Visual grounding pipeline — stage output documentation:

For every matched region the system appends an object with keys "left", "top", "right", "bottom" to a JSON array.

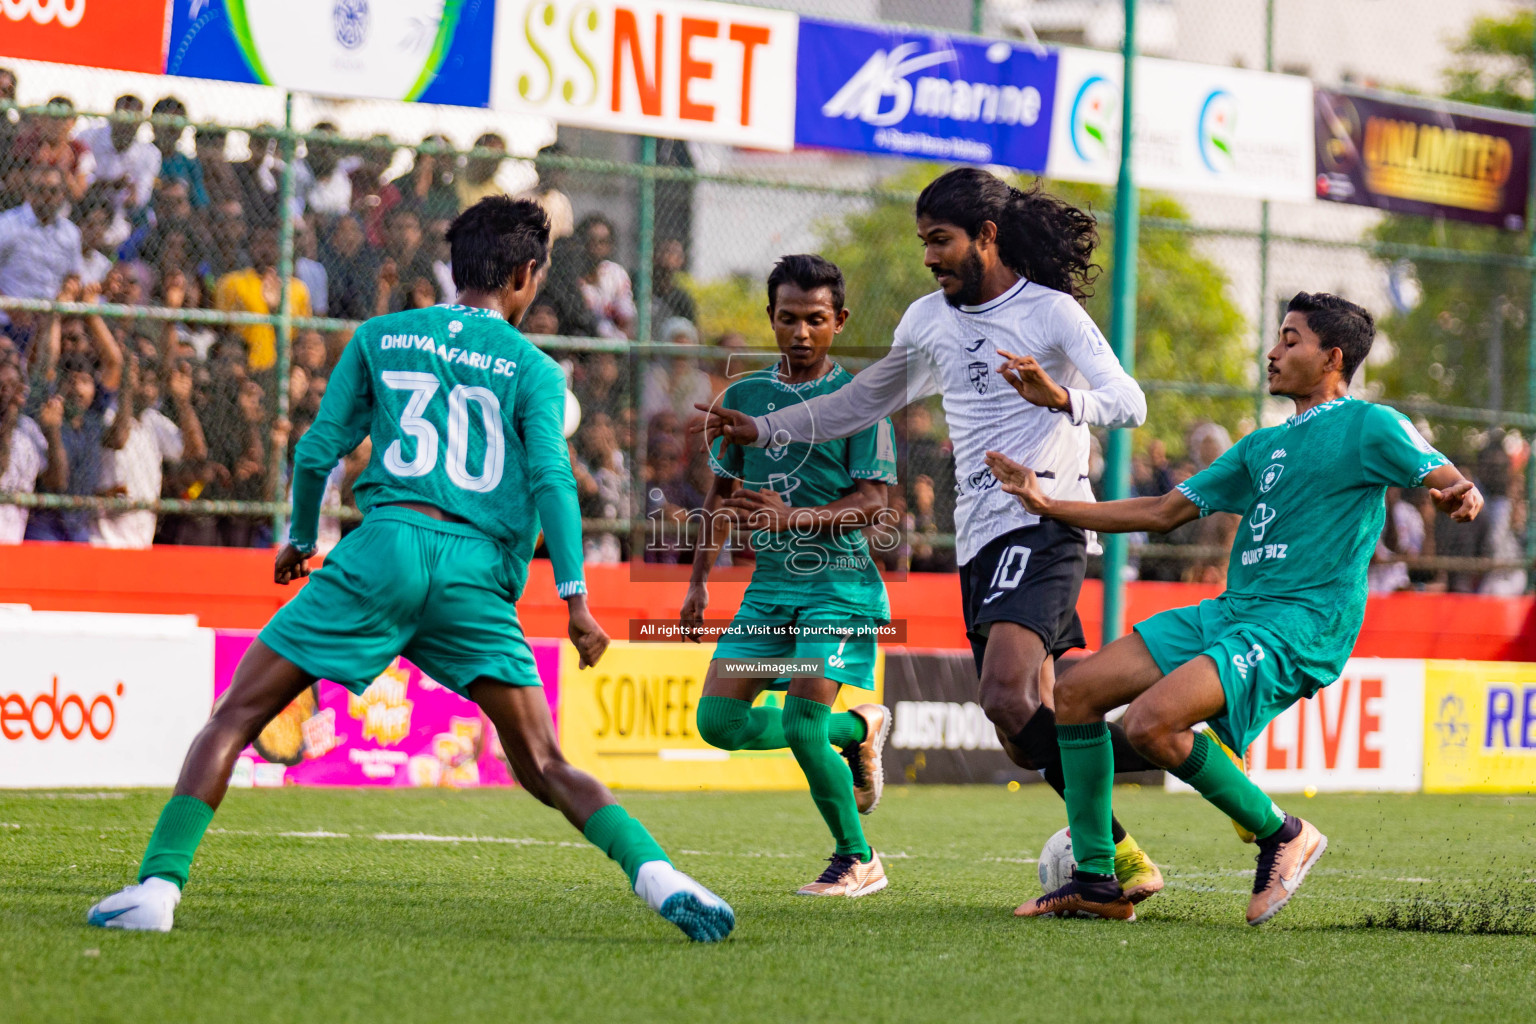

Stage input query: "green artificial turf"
[{"left": 2, "top": 785, "right": 1533, "bottom": 1023}]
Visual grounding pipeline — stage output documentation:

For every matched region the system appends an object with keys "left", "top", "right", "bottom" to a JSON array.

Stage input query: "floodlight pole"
[{"left": 1101, "top": 0, "right": 1139, "bottom": 641}]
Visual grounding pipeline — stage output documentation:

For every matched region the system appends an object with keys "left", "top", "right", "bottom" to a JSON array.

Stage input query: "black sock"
[
  {"left": 1262, "top": 814, "right": 1302, "bottom": 846},
  {"left": 1107, "top": 719, "right": 1157, "bottom": 774},
  {"left": 1012, "top": 707, "right": 1128, "bottom": 845}
]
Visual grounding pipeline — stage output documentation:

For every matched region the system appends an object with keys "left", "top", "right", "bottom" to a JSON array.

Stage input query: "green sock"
[
  {"left": 696, "top": 695, "right": 787, "bottom": 750},
  {"left": 783, "top": 696, "right": 869, "bottom": 860},
  {"left": 1056, "top": 722, "right": 1115, "bottom": 876},
  {"left": 138, "top": 794, "right": 215, "bottom": 889},
  {"left": 582, "top": 804, "right": 670, "bottom": 887},
  {"left": 1171, "top": 731, "right": 1286, "bottom": 840},
  {"left": 828, "top": 711, "right": 866, "bottom": 748}
]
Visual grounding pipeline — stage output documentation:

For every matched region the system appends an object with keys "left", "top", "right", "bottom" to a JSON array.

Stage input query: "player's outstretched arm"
[
  {"left": 985, "top": 450, "right": 1200, "bottom": 535},
  {"left": 1424, "top": 465, "right": 1484, "bottom": 523},
  {"left": 695, "top": 339, "right": 936, "bottom": 450},
  {"left": 722, "top": 480, "right": 886, "bottom": 537}
]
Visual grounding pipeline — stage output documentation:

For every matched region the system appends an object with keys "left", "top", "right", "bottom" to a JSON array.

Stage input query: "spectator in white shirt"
[
  {"left": 0, "top": 358, "right": 67, "bottom": 543},
  {"left": 91, "top": 350, "right": 207, "bottom": 549},
  {"left": 575, "top": 214, "right": 636, "bottom": 340},
  {"left": 78, "top": 95, "right": 161, "bottom": 220},
  {"left": 72, "top": 185, "right": 116, "bottom": 287},
  {"left": 0, "top": 166, "right": 83, "bottom": 332}
]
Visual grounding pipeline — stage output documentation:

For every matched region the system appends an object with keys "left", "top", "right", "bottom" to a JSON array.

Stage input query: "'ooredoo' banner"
[
  {"left": 0, "top": 0, "right": 169, "bottom": 74},
  {"left": 0, "top": 610, "right": 213, "bottom": 788},
  {"left": 215, "top": 631, "right": 560, "bottom": 788}
]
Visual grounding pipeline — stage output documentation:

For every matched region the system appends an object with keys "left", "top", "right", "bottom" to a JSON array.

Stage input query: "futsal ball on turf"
[{"left": 1037, "top": 827, "right": 1076, "bottom": 893}]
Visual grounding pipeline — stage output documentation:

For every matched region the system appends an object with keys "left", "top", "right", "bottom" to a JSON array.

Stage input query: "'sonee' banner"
[
  {"left": 1315, "top": 87, "right": 1532, "bottom": 230},
  {"left": 165, "top": 0, "right": 497, "bottom": 107},
  {"left": 558, "top": 641, "right": 881, "bottom": 790}
]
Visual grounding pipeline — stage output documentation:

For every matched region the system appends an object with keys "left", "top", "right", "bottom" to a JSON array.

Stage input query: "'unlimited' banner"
[{"left": 1315, "top": 87, "right": 1533, "bottom": 230}]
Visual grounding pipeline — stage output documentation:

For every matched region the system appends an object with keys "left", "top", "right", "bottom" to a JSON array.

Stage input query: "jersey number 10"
[{"left": 380, "top": 370, "right": 505, "bottom": 493}]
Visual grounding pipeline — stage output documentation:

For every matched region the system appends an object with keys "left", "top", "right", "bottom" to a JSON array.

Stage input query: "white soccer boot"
[
  {"left": 86, "top": 876, "right": 181, "bottom": 932},
  {"left": 633, "top": 861, "right": 736, "bottom": 942}
]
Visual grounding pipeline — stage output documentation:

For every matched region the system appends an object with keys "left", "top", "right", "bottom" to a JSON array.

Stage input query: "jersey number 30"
[{"left": 380, "top": 370, "right": 505, "bottom": 493}]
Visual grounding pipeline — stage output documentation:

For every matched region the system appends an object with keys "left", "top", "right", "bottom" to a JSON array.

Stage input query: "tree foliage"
[
  {"left": 815, "top": 165, "right": 1252, "bottom": 450},
  {"left": 1371, "top": 11, "right": 1532, "bottom": 433}
]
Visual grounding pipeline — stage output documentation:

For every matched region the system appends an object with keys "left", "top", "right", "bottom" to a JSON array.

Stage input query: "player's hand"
[
  {"left": 996, "top": 349, "right": 1071, "bottom": 412},
  {"left": 567, "top": 594, "right": 609, "bottom": 668},
  {"left": 680, "top": 584, "right": 708, "bottom": 643},
  {"left": 724, "top": 487, "right": 792, "bottom": 532},
  {"left": 1431, "top": 479, "right": 1484, "bottom": 523},
  {"left": 273, "top": 543, "right": 312, "bottom": 585},
  {"left": 984, "top": 450, "right": 1051, "bottom": 515},
  {"left": 693, "top": 403, "right": 758, "bottom": 448}
]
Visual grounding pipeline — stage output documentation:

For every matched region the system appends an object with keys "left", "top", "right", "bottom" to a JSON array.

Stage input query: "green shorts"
[
  {"left": 712, "top": 591, "right": 882, "bottom": 691},
  {"left": 260, "top": 506, "right": 539, "bottom": 697},
  {"left": 1133, "top": 598, "right": 1316, "bottom": 754}
]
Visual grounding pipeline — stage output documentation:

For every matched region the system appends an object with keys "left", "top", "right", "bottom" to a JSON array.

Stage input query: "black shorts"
[{"left": 958, "top": 521, "right": 1088, "bottom": 676}]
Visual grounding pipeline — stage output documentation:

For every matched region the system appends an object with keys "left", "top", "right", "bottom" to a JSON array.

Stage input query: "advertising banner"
[
  {"left": 794, "top": 18, "right": 1057, "bottom": 170},
  {"left": 1315, "top": 87, "right": 1531, "bottom": 230},
  {"left": 165, "top": 0, "right": 497, "bottom": 107},
  {"left": 214, "top": 631, "right": 561, "bottom": 788},
  {"left": 882, "top": 649, "right": 1026, "bottom": 785},
  {"left": 1424, "top": 660, "right": 1536, "bottom": 793},
  {"left": 1046, "top": 48, "right": 1315, "bottom": 201},
  {"left": 0, "top": 610, "right": 213, "bottom": 788},
  {"left": 1165, "top": 658, "right": 1425, "bottom": 795},
  {"left": 0, "top": 0, "right": 170, "bottom": 75},
  {"left": 491, "top": 0, "right": 797, "bottom": 150},
  {"left": 559, "top": 641, "right": 881, "bottom": 789}
]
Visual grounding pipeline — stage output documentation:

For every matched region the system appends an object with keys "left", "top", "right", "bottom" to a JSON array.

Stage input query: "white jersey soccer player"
[
  {"left": 702, "top": 168, "right": 1166, "bottom": 908},
  {"left": 751, "top": 272, "right": 1144, "bottom": 566}
]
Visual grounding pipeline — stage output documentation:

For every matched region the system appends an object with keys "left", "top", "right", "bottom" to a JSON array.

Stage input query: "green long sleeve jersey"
[{"left": 289, "top": 304, "right": 586, "bottom": 600}]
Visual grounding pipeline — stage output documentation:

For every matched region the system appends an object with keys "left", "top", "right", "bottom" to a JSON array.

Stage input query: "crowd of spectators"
[{"left": 0, "top": 76, "right": 1529, "bottom": 588}]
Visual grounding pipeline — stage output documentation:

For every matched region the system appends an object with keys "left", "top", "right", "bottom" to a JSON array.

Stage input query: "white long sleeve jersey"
[{"left": 752, "top": 278, "right": 1146, "bottom": 566}]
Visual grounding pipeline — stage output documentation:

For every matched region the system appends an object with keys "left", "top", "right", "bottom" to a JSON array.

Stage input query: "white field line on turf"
[{"left": 5, "top": 822, "right": 1527, "bottom": 897}]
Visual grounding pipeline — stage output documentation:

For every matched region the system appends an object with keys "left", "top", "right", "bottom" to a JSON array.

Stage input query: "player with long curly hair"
[{"left": 700, "top": 167, "right": 1165, "bottom": 912}]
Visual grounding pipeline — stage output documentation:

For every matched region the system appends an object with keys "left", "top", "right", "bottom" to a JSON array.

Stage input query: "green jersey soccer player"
[
  {"left": 681, "top": 255, "right": 897, "bottom": 898},
  {"left": 994, "top": 292, "right": 1482, "bottom": 925},
  {"left": 88, "top": 198, "right": 734, "bottom": 942}
]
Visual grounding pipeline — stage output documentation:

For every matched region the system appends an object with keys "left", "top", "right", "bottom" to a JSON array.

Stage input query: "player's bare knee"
[
  {"left": 1053, "top": 674, "right": 1096, "bottom": 723},
  {"left": 1122, "top": 704, "right": 1176, "bottom": 762},
  {"left": 979, "top": 679, "right": 1035, "bottom": 736}
]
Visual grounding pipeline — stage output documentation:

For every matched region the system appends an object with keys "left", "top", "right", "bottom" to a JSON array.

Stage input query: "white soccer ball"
[{"left": 1037, "top": 827, "right": 1077, "bottom": 893}]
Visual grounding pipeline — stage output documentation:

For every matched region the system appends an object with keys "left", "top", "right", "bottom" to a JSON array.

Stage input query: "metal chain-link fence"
[{"left": 0, "top": 0, "right": 1532, "bottom": 596}]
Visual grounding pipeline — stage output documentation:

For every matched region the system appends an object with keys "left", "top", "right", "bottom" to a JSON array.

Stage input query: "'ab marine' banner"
[
  {"left": 794, "top": 18, "right": 1058, "bottom": 171},
  {"left": 1315, "top": 87, "right": 1532, "bottom": 230}
]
